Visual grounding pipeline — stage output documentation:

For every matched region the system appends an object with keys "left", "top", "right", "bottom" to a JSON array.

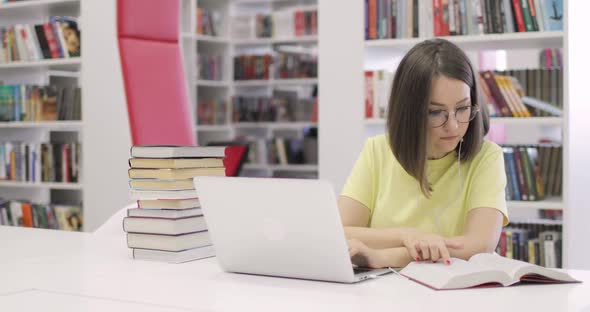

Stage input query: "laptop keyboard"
[{"left": 353, "top": 267, "right": 373, "bottom": 275}]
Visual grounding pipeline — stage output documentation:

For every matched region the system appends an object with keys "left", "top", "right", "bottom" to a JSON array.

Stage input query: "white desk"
[{"left": 1, "top": 226, "right": 590, "bottom": 312}]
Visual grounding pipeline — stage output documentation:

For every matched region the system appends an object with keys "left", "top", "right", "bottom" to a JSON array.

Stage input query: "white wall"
[
  {"left": 565, "top": 0, "right": 590, "bottom": 270},
  {"left": 81, "top": 0, "right": 133, "bottom": 231},
  {"left": 318, "top": 0, "right": 365, "bottom": 193}
]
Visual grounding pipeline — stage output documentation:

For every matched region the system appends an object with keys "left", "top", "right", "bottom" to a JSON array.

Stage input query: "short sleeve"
[
  {"left": 341, "top": 138, "right": 376, "bottom": 214},
  {"left": 467, "top": 145, "right": 509, "bottom": 226}
]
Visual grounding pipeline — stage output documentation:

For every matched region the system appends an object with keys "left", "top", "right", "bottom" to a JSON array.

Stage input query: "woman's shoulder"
[
  {"left": 366, "top": 134, "right": 391, "bottom": 153},
  {"left": 471, "top": 140, "right": 503, "bottom": 166},
  {"left": 479, "top": 140, "right": 503, "bottom": 157}
]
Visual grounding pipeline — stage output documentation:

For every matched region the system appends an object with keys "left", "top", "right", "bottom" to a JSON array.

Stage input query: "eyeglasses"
[{"left": 427, "top": 105, "right": 479, "bottom": 128}]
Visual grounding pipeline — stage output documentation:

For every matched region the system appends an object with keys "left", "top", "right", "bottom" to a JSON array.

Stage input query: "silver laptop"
[{"left": 193, "top": 176, "right": 391, "bottom": 283}]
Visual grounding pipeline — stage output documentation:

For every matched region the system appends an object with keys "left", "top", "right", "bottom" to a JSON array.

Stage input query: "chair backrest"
[
  {"left": 117, "top": 0, "right": 246, "bottom": 177},
  {"left": 117, "top": 0, "right": 195, "bottom": 145}
]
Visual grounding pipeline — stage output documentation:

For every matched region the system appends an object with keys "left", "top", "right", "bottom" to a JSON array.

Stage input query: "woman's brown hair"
[{"left": 386, "top": 38, "right": 489, "bottom": 197}]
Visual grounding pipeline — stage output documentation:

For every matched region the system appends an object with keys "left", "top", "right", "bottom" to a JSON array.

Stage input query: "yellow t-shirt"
[{"left": 341, "top": 134, "right": 509, "bottom": 237}]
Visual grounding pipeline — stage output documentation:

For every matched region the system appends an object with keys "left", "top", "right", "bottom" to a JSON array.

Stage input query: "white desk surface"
[{"left": 1, "top": 226, "right": 590, "bottom": 312}]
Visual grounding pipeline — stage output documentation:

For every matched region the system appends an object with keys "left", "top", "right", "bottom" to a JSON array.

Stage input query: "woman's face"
[{"left": 427, "top": 75, "right": 472, "bottom": 159}]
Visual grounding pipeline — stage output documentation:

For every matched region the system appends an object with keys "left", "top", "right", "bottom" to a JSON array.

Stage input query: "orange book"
[
  {"left": 196, "top": 8, "right": 203, "bottom": 34},
  {"left": 494, "top": 76, "right": 520, "bottom": 117},
  {"left": 21, "top": 203, "right": 34, "bottom": 227},
  {"left": 503, "top": 76, "right": 531, "bottom": 117}
]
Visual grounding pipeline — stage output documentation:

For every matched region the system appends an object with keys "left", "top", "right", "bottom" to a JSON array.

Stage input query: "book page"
[
  {"left": 470, "top": 253, "right": 579, "bottom": 283},
  {"left": 469, "top": 253, "right": 532, "bottom": 280},
  {"left": 400, "top": 258, "right": 511, "bottom": 289}
]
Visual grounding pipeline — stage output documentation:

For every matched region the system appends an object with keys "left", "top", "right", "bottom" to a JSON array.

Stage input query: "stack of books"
[{"left": 123, "top": 145, "right": 227, "bottom": 263}]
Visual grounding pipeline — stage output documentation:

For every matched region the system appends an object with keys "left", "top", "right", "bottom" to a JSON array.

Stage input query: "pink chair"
[
  {"left": 117, "top": 0, "right": 247, "bottom": 176},
  {"left": 117, "top": 0, "right": 195, "bottom": 145}
]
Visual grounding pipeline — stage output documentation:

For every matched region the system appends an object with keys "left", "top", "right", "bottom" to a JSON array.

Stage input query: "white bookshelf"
[
  {"left": 0, "top": 181, "right": 83, "bottom": 190},
  {"left": 364, "top": 117, "right": 564, "bottom": 127},
  {"left": 195, "top": 79, "right": 230, "bottom": 88},
  {"left": 0, "top": 0, "right": 78, "bottom": 12},
  {"left": 233, "top": 78, "right": 318, "bottom": 87},
  {"left": 0, "top": 121, "right": 82, "bottom": 130},
  {"left": 0, "top": 0, "right": 86, "bottom": 230},
  {"left": 233, "top": 36, "right": 318, "bottom": 46},
  {"left": 182, "top": 33, "right": 230, "bottom": 44},
  {"left": 183, "top": 0, "right": 319, "bottom": 178},
  {"left": 233, "top": 121, "right": 317, "bottom": 130},
  {"left": 0, "top": 57, "right": 81, "bottom": 70},
  {"left": 507, "top": 197, "right": 563, "bottom": 210},
  {"left": 365, "top": 31, "right": 564, "bottom": 51}
]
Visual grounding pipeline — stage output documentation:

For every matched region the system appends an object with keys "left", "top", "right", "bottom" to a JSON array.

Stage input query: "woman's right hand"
[{"left": 401, "top": 228, "right": 463, "bottom": 264}]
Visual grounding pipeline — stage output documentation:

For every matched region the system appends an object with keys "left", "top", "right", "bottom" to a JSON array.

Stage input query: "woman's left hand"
[{"left": 347, "top": 238, "right": 386, "bottom": 269}]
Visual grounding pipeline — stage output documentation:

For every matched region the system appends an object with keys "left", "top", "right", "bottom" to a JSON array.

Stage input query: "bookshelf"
[
  {"left": 182, "top": 0, "right": 319, "bottom": 177},
  {"left": 365, "top": 117, "right": 564, "bottom": 127},
  {"left": 365, "top": 31, "right": 563, "bottom": 51},
  {"left": 319, "top": 1, "right": 572, "bottom": 267},
  {"left": 0, "top": 0, "right": 85, "bottom": 231}
]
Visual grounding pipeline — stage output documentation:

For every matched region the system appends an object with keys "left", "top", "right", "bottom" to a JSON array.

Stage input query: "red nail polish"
[
  {"left": 432, "top": 260, "right": 437, "bottom": 263},
  {"left": 445, "top": 260, "right": 451, "bottom": 265},
  {"left": 416, "top": 257, "right": 421, "bottom": 261}
]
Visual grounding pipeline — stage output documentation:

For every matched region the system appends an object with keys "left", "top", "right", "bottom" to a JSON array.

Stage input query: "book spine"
[
  {"left": 512, "top": 148, "right": 529, "bottom": 200},
  {"left": 511, "top": 0, "right": 526, "bottom": 32}
]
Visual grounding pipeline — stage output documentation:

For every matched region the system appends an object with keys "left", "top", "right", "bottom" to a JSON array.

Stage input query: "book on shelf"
[
  {"left": 0, "top": 85, "right": 81, "bottom": 122},
  {"left": 127, "top": 207, "right": 202, "bottom": 219},
  {"left": 0, "top": 16, "right": 80, "bottom": 63},
  {"left": 502, "top": 144, "right": 562, "bottom": 202},
  {"left": 231, "top": 7, "right": 317, "bottom": 40},
  {"left": 129, "top": 158, "right": 224, "bottom": 169},
  {"left": 0, "top": 198, "right": 83, "bottom": 231},
  {"left": 126, "top": 230, "right": 212, "bottom": 252},
  {"left": 400, "top": 253, "right": 578, "bottom": 290},
  {"left": 0, "top": 141, "right": 81, "bottom": 183},
  {"left": 136, "top": 198, "right": 201, "bottom": 210},
  {"left": 130, "top": 145, "right": 227, "bottom": 159},
  {"left": 492, "top": 67, "right": 562, "bottom": 117},
  {"left": 233, "top": 53, "right": 317, "bottom": 81},
  {"left": 232, "top": 92, "right": 316, "bottom": 123},
  {"left": 540, "top": 48, "right": 562, "bottom": 69},
  {"left": 198, "top": 99, "right": 228, "bottom": 126},
  {"left": 497, "top": 222, "right": 564, "bottom": 268},
  {"left": 365, "top": 0, "right": 563, "bottom": 40},
  {"left": 364, "top": 70, "right": 393, "bottom": 119},
  {"left": 132, "top": 245, "right": 215, "bottom": 263},
  {"left": 196, "top": 7, "right": 220, "bottom": 37},
  {"left": 123, "top": 215, "right": 208, "bottom": 235},
  {"left": 197, "top": 54, "right": 223, "bottom": 81}
]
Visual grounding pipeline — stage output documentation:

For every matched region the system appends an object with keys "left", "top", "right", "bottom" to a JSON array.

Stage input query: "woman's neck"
[{"left": 428, "top": 150, "right": 453, "bottom": 160}]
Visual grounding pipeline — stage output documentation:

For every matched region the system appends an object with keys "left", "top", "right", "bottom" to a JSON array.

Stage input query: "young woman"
[{"left": 341, "top": 39, "right": 508, "bottom": 269}]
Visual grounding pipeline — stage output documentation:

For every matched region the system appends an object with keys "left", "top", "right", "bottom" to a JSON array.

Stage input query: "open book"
[{"left": 400, "top": 253, "right": 580, "bottom": 290}]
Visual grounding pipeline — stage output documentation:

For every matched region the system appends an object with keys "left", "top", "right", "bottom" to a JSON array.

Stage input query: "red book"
[
  {"left": 294, "top": 10, "right": 305, "bottom": 37},
  {"left": 544, "top": 49, "right": 552, "bottom": 69},
  {"left": 311, "top": 11, "right": 317, "bottom": 35},
  {"left": 511, "top": 0, "right": 526, "bottom": 32},
  {"left": 364, "top": 71, "right": 374, "bottom": 119},
  {"left": 500, "top": 231, "right": 507, "bottom": 256},
  {"left": 433, "top": 0, "right": 442, "bottom": 36},
  {"left": 441, "top": 0, "right": 450, "bottom": 36},
  {"left": 368, "top": 0, "right": 377, "bottom": 39},
  {"left": 43, "top": 23, "right": 60, "bottom": 58},
  {"left": 481, "top": 71, "right": 511, "bottom": 117}
]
